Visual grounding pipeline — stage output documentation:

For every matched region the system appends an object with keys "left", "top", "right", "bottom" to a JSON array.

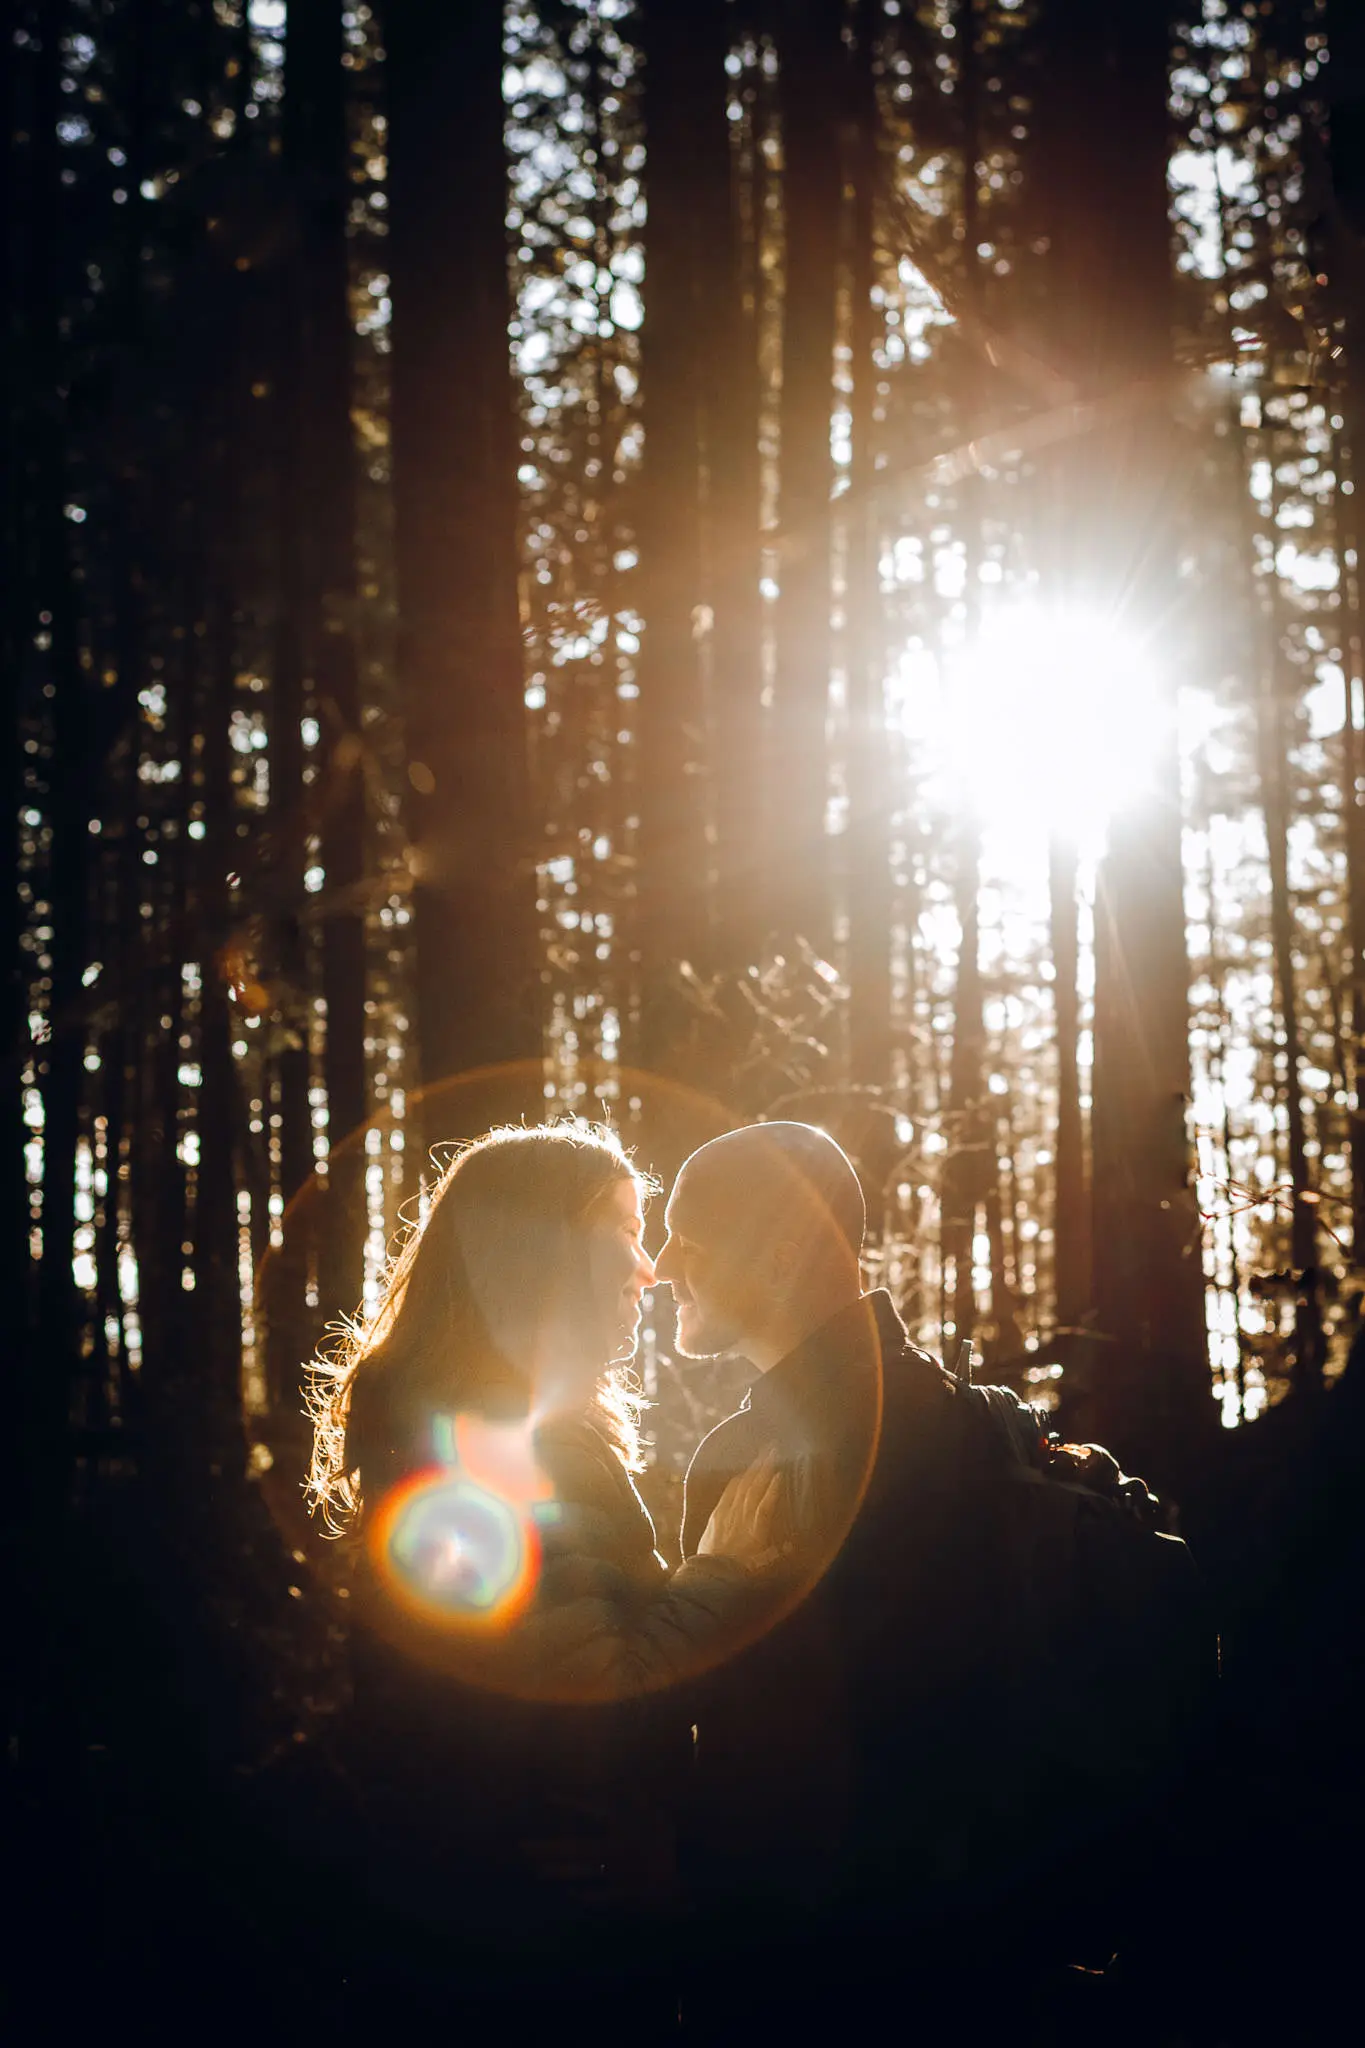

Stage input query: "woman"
[{"left": 305, "top": 1120, "right": 778, "bottom": 2024}]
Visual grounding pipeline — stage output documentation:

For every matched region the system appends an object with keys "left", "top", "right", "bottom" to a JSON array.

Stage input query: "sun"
[{"left": 903, "top": 603, "right": 1172, "bottom": 864}]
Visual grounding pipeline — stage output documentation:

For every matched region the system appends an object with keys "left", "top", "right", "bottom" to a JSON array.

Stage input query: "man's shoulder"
[
  {"left": 682, "top": 1411, "right": 765, "bottom": 1542},
  {"left": 880, "top": 1327, "right": 957, "bottom": 1417},
  {"left": 865, "top": 1294, "right": 953, "bottom": 1395},
  {"left": 873, "top": 1354, "right": 1046, "bottom": 1522},
  {"left": 685, "top": 1403, "right": 755, "bottom": 1477},
  {"left": 679, "top": 1402, "right": 761, "bottom": 1558},
  {"left": 868, "top": 1294, "right": 1039, "bottom": 1449},
  {"left": 867, "top": 1333, "right": 989, "bottom": 1501}
]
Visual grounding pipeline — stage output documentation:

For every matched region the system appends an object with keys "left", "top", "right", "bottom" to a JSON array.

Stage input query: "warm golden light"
[{"left": 908, "top": 604, "right": 1170, "bottom": 860}]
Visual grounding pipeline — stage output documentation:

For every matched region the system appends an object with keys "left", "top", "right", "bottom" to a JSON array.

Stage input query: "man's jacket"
[{"left": 679, "top": 1289, "right": 1017, "bottom": 1919}]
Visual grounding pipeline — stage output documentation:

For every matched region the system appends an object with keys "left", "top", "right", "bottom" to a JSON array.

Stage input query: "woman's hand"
[{"left": 697, "top": 1456, "right": 794, "bottom": 1572}]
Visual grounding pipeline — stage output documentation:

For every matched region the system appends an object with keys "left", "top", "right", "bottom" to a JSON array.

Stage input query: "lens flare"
[
  {"left": 901, "top": 603, "right": 1171, "bottom": 864},
  {"left": 366, "top": 1412, "right": 554, "bottom": 1635}
]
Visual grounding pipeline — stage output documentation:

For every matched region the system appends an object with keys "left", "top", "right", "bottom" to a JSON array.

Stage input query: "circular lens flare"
[
  {"left": 369, "top": 1471, "right": 540, "bottom": 1632},
  {"left": 366, "top": 1413, "right": 555, "bottom": 1636}
]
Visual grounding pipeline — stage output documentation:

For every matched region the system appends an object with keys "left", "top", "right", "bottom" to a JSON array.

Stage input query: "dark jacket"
[
  {"left": 679, "top": 1289, "right": 1012, "bottom": 1921},
  {"left": 346, "top": 1412, "right": 768, "bottom": 1947}
]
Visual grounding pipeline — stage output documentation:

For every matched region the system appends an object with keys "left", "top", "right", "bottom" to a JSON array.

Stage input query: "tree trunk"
[
  {"left": 286, "top": 0, "right": 367, "bottom": 1321},
  {"left": 194, "top": 596, "right": 244, "bottom": 1381},
  {"left": 1035, "top": 0, "right": 1211, "bottom": 1458},
  {"left": 1048, "top": 832, "right": 1089, "bottom": 1326},
  {"left": 699, "top": 0, "right": 764, "bottom": 974},
  {"left": 635, "top": 0, "right": 712, "bottom": 1067},
  {"left": 945, "top": 815, "right": 984, "bottom": 1350},
  {"left": 770, "top": 0, "right": 843, "bottom": 950},
  {"left": 28, "top": 2, "right": 87, "bottom": 1508},
  {"left": 1329, "top": 0, "right": 1365, "bottom": 1266},
  {"left": 1259, "top": 449, "right": 1320, "bottom": 1392},
  {"left": 942, "top": 0, "right": 988, "bottom": 1353},
  {"left": 3, "top": 6, "right": 39, "bottom": 1425},
  {"left": 186, "top": 260, "right": 250, "bottom": 1463},
  {"left": 845, "top": 0, "right": 892, "bottom": 1083},
  {"left": 267, "top": 53, "right": 316, "bottom": 1397},
  {"left": 387, "top": 0, "right": 540, "bottom": 1143}
]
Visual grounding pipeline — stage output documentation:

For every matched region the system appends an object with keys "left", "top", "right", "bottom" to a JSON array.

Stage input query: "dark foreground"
[{"left": 6, "top": 1359, "right": 1364, "bottom": 2045}]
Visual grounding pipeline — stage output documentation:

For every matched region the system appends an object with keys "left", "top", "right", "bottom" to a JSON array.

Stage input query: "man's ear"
[{"left": 768, "top": 1236, "right": 804, "bottom": 1295}]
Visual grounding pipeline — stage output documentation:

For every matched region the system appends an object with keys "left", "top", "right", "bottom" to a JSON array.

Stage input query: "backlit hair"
[{"left": 305, "top": 1121, "right": 653, "bottom": 1534}]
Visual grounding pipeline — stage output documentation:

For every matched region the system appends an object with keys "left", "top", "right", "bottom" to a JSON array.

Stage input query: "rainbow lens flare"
[{"left": 365, "top": 1414, "right": 553, "bottom": 1635}]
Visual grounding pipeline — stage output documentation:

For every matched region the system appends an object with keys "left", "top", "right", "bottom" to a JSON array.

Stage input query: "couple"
[{"left": 307, "top": 1117, "right": 1034, "bottom": 2029}]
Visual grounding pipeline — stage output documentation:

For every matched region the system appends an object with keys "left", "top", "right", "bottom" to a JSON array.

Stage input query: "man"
[{"left": 654, "top": 1120, "right": 1020, "bottom": 2011}]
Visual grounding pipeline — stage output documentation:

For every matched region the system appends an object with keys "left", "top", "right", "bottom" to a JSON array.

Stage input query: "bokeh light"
[
  {"left": 366, "top": 1413, "right": 555, "bottom": 1636},
  {"left": 368, "top": 1471, "right": 540, "bottom": 1632}
]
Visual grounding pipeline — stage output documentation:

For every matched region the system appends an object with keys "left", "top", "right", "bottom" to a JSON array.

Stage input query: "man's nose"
[
  {"left": 652, "top": 1237, "right": 676, "bottom": 1284},
  {"left": 636, "top": 1243, "right": 657, "bottom": 1287}
]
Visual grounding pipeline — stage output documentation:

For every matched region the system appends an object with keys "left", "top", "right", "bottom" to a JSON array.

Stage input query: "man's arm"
[
  {"left": 504, "top": 1436, "right": 797, "bottom": 1704},
  {"left": 510, "top": 1545, "right": 779, "bottom": 1702}
]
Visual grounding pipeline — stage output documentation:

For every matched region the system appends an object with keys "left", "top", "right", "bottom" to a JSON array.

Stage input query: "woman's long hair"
[{"left": 305, "top": 1121, "right": 652, "bottom": 1534}]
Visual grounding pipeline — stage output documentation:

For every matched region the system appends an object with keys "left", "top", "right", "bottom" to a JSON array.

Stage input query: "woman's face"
[{"left": 585, "top": 1175, "right": 656, "bottom": 1365}]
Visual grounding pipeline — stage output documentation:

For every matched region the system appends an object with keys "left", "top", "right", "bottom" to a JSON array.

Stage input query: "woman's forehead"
[{"left": 596, "top": 1174, "right": 644, "bottom": 1227}]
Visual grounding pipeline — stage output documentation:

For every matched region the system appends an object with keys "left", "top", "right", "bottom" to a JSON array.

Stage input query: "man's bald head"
[
  {"left": 657, "top": 1122, "right": 867, "bottom": 1367},
  {"left": 678, "top": 1122, "right": 865, "bottom": 1257}
]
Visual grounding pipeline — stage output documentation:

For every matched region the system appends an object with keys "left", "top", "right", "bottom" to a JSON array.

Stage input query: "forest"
[{"left": 6, "top": 0, "right": 1365, "bottom": 2037}]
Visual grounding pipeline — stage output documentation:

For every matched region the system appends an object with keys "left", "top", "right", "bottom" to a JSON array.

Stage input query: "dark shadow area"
[{"left": 7, "top": 1336, "right": 1364, "bottom": 2044}]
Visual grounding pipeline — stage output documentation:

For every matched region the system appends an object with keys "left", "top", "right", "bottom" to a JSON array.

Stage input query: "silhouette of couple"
[{"left": 307, "top": 1119, "right": 1113, "bottom": 2036}]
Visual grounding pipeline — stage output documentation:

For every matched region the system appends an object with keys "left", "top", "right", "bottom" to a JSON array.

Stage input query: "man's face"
[{"left": 654, "top": 1165, "right": 761, "bottom": 1359}]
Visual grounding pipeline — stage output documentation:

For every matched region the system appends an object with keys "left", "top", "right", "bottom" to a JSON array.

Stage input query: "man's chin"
[{"left": 675, "top": 1318, "right": 736, "bottom": 1361}]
